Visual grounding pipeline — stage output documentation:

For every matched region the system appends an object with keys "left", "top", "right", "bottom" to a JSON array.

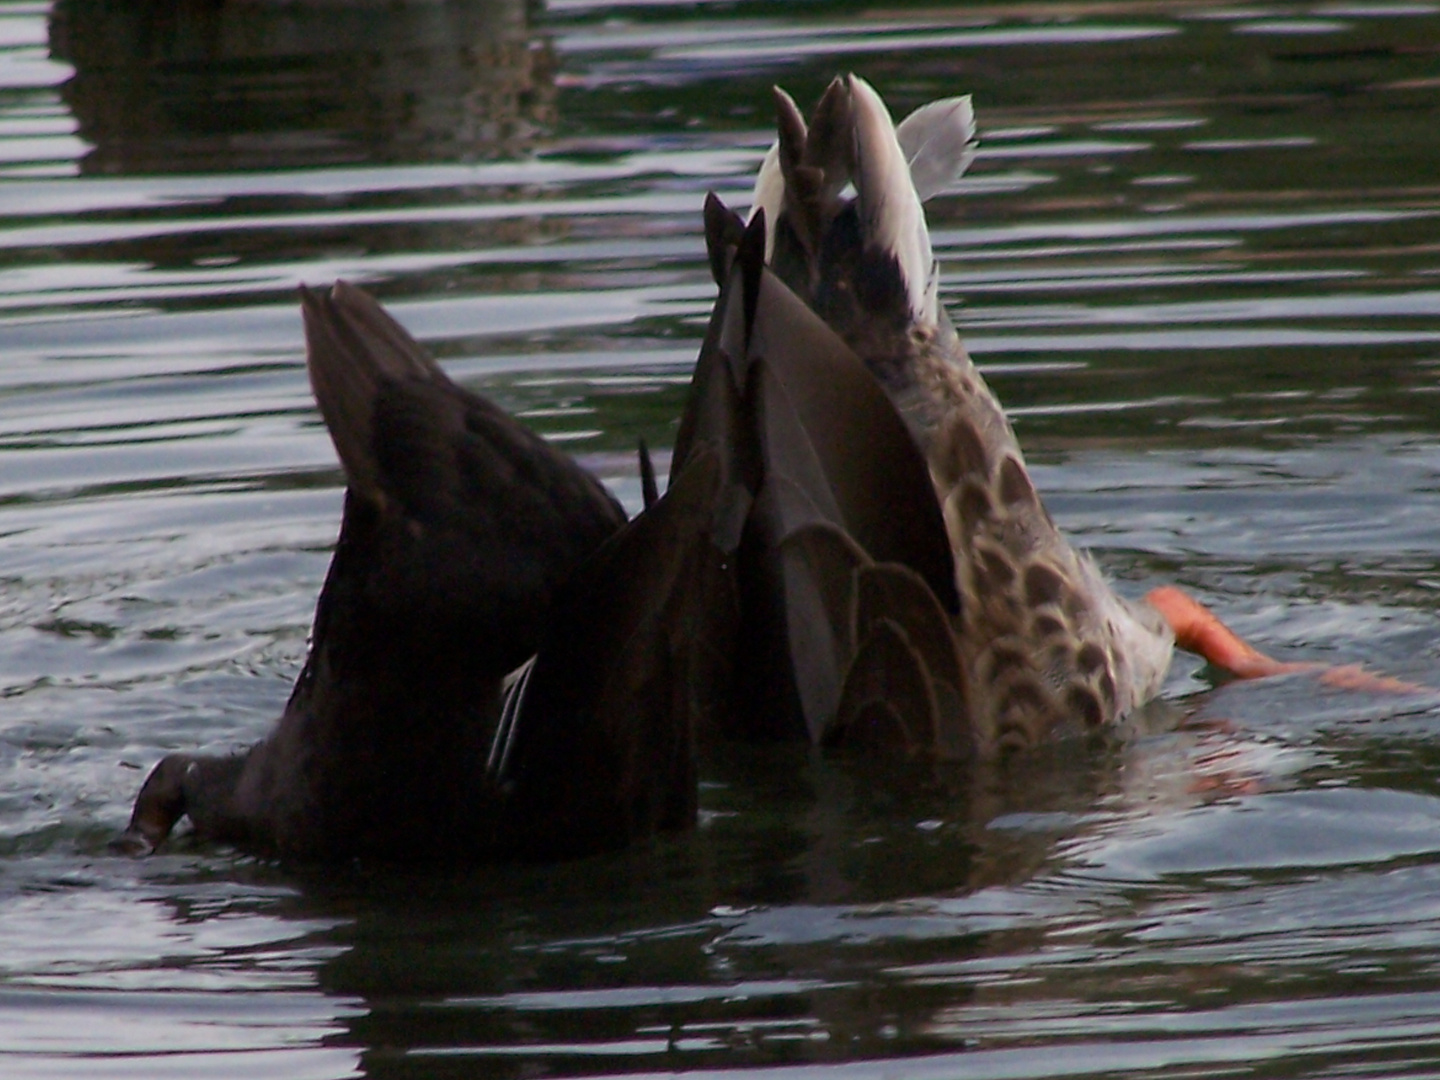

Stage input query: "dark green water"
[{"left": 4, "top": 1, "right": 1440, "bottom": 1077}]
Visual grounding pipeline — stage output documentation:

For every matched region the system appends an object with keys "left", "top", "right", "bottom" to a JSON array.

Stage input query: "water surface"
[{"left": 4, "top": 1, "right": 1440, "bottom": 1077}]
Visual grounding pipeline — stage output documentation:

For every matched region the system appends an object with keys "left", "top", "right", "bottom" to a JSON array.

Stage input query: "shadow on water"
[{"left": 134, "top": 733, "right": 1148, "bottom": 1079}]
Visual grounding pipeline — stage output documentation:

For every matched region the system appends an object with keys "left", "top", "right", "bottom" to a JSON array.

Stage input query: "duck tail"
[
  {"left": 847, "top": 74, "right": 937, "bottom": 325},
  {"left": 750, "top": 76, "right": 977, "bottom": 334},
  {"left": 300, "top": 280, "right": 450, "bottom": 505},
  {"left": 894, "top": 93, "right": 977, "bottom": 204},
  {"left": 750, "top": 141, "right": 784, "bottom": 262}
]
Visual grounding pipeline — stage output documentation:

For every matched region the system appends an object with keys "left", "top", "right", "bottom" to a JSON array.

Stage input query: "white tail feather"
[
  {"left": 896, "top": 95, "right": 977, "bottom": 202},
  {"left": 848, "top": 74, "right": 936, "bottom": 325},
  {"left": 750, "top": 141, "right": 784, "bottom": 260}
]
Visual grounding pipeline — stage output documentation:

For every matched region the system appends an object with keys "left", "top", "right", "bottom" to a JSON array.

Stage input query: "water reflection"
[
  {"left": 50, "top": 0, "right": 554, "bottom": 173},
  {"left": 295, "top": 743, "right": 1094, "bottom": 1077},
  {"left": 269, "top": 707, "right": 1380, "bottom": 1078},
  {"left": 0, "top": 858, "right": 364, "bottom": 1077},
  {"left": 12, "top": 696, "right": 1437, "bottom": 1080}
]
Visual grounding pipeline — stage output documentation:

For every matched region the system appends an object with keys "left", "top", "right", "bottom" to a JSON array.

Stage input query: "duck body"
[
  {"left": 750, "top": 76, "right": 1174, "bottom": 750},
  {"left": 676, "top": 198, "right": 969, "bottom": 756},
  {"left": 123, "top": 282, "right": 731, "bottom": 861}
]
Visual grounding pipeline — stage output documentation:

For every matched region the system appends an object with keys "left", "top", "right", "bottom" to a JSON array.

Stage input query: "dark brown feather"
[
  {"left": 831, "top": 618, "right": 941, "bottom": 757},
  {"left": 123, "top": 282, "right": 630, "bottom": 860},
  {"left": 488, "top": 450, "right": 735, "bottom": 859}
]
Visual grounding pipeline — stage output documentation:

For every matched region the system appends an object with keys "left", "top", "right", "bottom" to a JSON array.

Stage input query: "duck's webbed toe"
[{"left": 115, "top": 751, "right": 248, "bottom": 855}]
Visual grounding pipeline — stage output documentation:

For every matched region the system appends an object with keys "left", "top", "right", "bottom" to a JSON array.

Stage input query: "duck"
[
  {"left": 718, "top": 75, "right": 1407, "bottom": 755},
  {"left": 737, "top": 75, "right": 1173, "bottom": 750},
  {"left": 120, "top": 281, "right": 737, "bottom": 861}
]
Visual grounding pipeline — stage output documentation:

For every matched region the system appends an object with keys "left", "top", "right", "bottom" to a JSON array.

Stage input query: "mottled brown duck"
[{"left": 739, "top": 75, "right": 1410, "bottom": 754}]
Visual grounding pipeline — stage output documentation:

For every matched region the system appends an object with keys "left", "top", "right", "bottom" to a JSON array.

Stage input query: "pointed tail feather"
[
  {"left": 301, "top": 281, "right": 446, "bottom": 504},
  {"left": 848, "top": 74, "right": 936, "bottom": 325},
  {"left": 896, "top": 94, "right": 978, "bottom": 202}
]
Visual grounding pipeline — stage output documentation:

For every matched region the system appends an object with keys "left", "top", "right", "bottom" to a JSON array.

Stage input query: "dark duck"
[{"left": 120, "top": 282, "right": 735, "bottom": 860}]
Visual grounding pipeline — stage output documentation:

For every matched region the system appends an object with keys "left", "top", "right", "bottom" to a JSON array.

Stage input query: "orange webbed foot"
[{"left": 1145, "top": 585, "right": 1430, "bottom": 695}]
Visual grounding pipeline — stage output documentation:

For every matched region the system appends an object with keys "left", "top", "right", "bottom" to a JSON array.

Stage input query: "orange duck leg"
[{"left": 1146, "top": 585, "right": 1428, "bottom": 694}]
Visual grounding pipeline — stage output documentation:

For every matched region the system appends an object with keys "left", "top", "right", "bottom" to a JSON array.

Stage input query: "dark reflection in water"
[
  {"left": 50, "top": 0, "right": 554, "bottom": 173},
  {"left": 267, "top": 738, "right": 1127, "bottom": 1079}
]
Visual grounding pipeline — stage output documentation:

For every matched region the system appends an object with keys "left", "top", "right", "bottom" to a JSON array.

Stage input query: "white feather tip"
[
  {"left": 896, "top": 95, "right": 977, "bottom": 202},
  {"left": 749, "top": 141, "right": 783, "bottom": 261},
  {"left": 846, "top": 75, "right": 936, "bottom": 325}
]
